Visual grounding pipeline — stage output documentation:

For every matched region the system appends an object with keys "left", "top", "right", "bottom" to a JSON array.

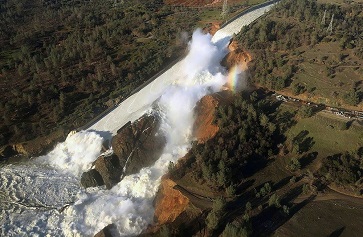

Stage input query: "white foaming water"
[
  {"left": 60, "top": 29, "right": 229, "bottom": 237},
  {"left": 36, "top": 131, "right": 104, "bottom": 176},
  {"left": 0, "top": 3, "right": 276, "bottom": 236}
]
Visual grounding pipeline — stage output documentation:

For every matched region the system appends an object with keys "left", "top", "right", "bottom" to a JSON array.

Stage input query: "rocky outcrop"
[
  {"left": 81, "top": 169, "right": 104, "bottom": 188},
  {"left": 93, "top": 155, "right": 122, "bottom": 188},
  {"left": 94, "top": 224, "right": 117, "bottom": 237},
  {"left": 11, "top": 129, "right": 67, "bottom": 157},
  {"left": 0, "top": 145, "right": 16, "bottom": 161},
  {"left": 112, "top": 114, "right": 166, "bottom": 176},
  {"left": 81, "top": 114, "right": 166, "bottom": 189}
]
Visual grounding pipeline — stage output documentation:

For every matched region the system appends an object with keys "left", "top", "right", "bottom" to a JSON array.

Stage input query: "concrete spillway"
[
  {"left": 0, "top": 2, "right": 277, "bottom": 236},
  {"left": 88, "top": 2, "right": 276, "bottom": 136}
]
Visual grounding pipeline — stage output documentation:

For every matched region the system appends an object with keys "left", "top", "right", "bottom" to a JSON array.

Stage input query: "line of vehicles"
[{"left": 274, "top": 93, "right": 363, "bottom": 120}]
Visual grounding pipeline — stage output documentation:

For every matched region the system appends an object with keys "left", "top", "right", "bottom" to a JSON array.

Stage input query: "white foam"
[
  {"left": 0, "top": 3, "right": 276, "bottom": 236},
  {"left": 35, "top": 130, "right": 104, "bottom": 176}
]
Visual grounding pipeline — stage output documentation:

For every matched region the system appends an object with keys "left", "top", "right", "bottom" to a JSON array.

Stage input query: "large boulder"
[
  {"left": 81, "top": 114, "right": 166, "bottom": 189},
  {"left": 94, "top": 155, "right": 122, "bottom": 189},
  {"left": 81, "top": 169, "right": 104, "bottom": 188},
  {"left": 112, "top": 114, "right": 166, "bottom": 176}
]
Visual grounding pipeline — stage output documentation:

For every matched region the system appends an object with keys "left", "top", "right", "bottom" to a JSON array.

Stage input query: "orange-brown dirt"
[
  {"left": 204, "top": 22, "right": 221, "bottom": 36},
  {"left": 193, "top": 95, "right": 220, "bottom": 144},
  {"left": 222, "top": 40, "right": 252, "bottom": 71},
  {"left": 153, "top": 179, "right": 190, "bottom": 225}
]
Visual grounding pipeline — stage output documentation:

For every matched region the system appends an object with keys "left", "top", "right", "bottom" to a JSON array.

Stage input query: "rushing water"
[{"left": 0, "top": 3, "right": 276, "bottom": 236}]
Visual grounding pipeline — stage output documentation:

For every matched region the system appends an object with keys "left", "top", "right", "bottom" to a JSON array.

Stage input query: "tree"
[
  {"left": 59, "top": 92, "right": 65, "bottom": 113},
  {"left": 226, "top": 184, "right": 236, "bottom": 196},
  {"left": 221, "top": 223, "right": 249, "bottom": 237},
  {"left": 292, "top": 83, "right": 306, "bottom": 95},
  {"left": 344, "top": 89, "right": 360, "bottom": 106},
  {"left": 298, "top": 105, "right": 313, "bottom": 118},
  {"left": 288, "top": 157, "right": 301, "bottom": 171},
  {"left": 268, "top": 194, "right": 281, "bottom": 208},
  {"left": 283, "top": 205, "right": 290, "bottom": 215},
  {"left": 213, "top": 196, "right": 226, "bottom": 213},
  {"left": 206, "top": 211, "right": 219, "bottom": 231},
  {"left": 245, "top": 202, "right": 252, "bottom": 212}
]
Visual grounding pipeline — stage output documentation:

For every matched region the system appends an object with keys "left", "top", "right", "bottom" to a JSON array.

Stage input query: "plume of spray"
[
  {"left": 227, "top": 64, "right": 247, "bottom": 93},
  {"left": 35, "top": 131, "right": 104, "bottom": 176},
  {"left": 0, "top": 29, "right": 247, "bottom": 237},
  {"left": 1, "top": 2, "right": 280, "bottom": 234},
  {"left": 60, "top": 29, "right": 236, "bottom": 236}
]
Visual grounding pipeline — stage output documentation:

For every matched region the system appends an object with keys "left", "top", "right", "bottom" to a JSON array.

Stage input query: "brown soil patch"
[
  {"left": 205, "top": 21, "right": 221, "bottom": 35},
  {"left": 193, "top": 95, "right": 220, "bottom": 144},
  {"left": 153, "top": 179, "right": 190, "bottom": 225},
  {"left": 222, "top": 40, "right": 252, "bottom": 71}
]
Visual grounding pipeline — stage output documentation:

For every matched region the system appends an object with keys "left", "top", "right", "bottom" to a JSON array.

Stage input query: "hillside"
[
  {"left": 0, "top": 0, "right": 270, "bottom": 160},
  {"left": 145, "top": 1, "right": 363, "bottom": 236},
  {"left": 237, "top": 0, "right": 363, "bottom": 110},
  {"left": 0, "top": 0, "right": 199, "bottom": 155}
]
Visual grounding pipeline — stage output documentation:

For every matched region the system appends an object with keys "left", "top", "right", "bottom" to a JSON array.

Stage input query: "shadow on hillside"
[
  {"left": 273, "top": 175, "right": 293, "bottom": 190},
  {"left": 236, "top": 179, "right": 255, "bottom": 195},
  {"left": 243, "top": 158, "right": 275, "bottom": 178},
  {"left": 328, "top": 226, "right": 346, "bottom": 237},
  {"left": 300, "top": 151, "right": 318, "bottom": 169},
  {"left": 293, "top": 130, "right": 315, "bottom": 154},
  {"left": 281, "top": 185, "right": 303, "bottom": 204},
  {"left": 252, "top": 194, "right": 316, "bottom": 236}
]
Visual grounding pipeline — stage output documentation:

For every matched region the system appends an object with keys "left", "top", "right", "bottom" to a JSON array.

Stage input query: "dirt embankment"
[
  {"left": 153, "top": 179, "right": 190, "bottom": 225},
  {"left": 193, "top": 95, "right": 220, "bottom": 144},
  {"left": 204, "top": 22, "right": 222, "bottom": 36},
  {"left": 222, "top": 39, "right": 252, "bottom": 71},
  {"left": 150, "top": 94, "right": 221, "bottom": 232}
]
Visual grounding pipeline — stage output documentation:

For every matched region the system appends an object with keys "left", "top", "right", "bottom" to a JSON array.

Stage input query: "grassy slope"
[
  {"left": 285, "top": 42, "right": 363, "bottom": 109},
  {"left": 286, "top": 112, "right": 363, "bottom": 157},
  {"left": 171, "top": 100, "right": 363, "bottom": 236},
  {"left": 237, "top": 0, "right": 363, "bottom": 111},
  {"left": 274, "top": 199, "right": 363, "bottom": 237}
]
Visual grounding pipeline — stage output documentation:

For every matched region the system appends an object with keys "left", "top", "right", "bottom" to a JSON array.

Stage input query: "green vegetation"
[
  {"left": 285, "top": 112, "right": 363, "bottom": 157},
  {"left": 152, "top": 1, "right": 363, "bottom": 236},
  {"left": 157, "top": 89, "right": 363, "bottom": 236},
  {"left": 221, "top": 222, "right": 250, "bottom": 237},
  {"left": 320, "top": 150, "right": 363, "bottom": 186},
  {"left": 236, "top": 0, "right": 363, "bottom": 108},
  {"left": 175, "top": 92, "right": 278, "bottom": 194},
  {"left": 298, "top": 105, "right": 314, "bottom": 118},
  {"left": 0, "top": 0, "right": 199, "bottom": 147}
]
